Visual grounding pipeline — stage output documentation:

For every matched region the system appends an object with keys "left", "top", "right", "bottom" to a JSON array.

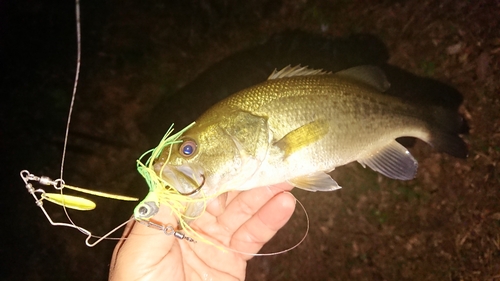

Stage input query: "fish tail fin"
[
  {"left": 428, "top": 129, "right": 468, "bottom": 158},
  {"left": 427, "top": 106, "right": 468, "bottom": 158}
]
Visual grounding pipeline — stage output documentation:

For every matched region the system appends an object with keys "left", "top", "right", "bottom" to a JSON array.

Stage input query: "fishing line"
[
  {"left": 58, "top": 0, "right": 81, "bottom": 235},
  {"left": 221, "top": 192, "right": 310, "bottom": 257},
  {"left": 56, "top": 0, "right": 139, "bottom": 244},
  {"left": 135, "top": 123, "right": 311, "bottom": 255},
  {"left": 60, "top": 0, "right": 81, "bottom": 181},
  {"left": 27, "top": 0, "right": 310, "bottom": 254},
  {"left": 20, "top": 0, "right": 139, "bottom": 247},
  {"left": 134, "top": 123, "right": 223, "bottom": 247}
]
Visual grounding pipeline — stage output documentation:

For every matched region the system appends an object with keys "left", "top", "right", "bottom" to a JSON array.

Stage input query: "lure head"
[{"left": 133, "top": 192, "right": 160, "bottom": 221}]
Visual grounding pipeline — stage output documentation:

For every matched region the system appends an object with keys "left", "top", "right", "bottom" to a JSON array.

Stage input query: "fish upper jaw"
[{"left": 154, "top": 162, "right": 205, "bottom": 196}]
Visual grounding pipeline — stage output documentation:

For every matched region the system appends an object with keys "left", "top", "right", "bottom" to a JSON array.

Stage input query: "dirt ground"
[{"left": 3, "top": 0, "right": 500, "bottom": 280}]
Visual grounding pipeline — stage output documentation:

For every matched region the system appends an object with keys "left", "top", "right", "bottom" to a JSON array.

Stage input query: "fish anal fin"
[
  {"left": 335, "top": 65, "right": 390, "bottom": 92},
  {"left": 274, "top": 120, "right": 328, "bottom": 157},
  {"left": 358, "top": 140, "right": 418, "bottom": 180},
  {"left": 288, "top": 172, "right": 342, "bottom": 192}
]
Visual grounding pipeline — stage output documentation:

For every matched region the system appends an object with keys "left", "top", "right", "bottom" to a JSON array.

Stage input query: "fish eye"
[{"left": 179, "top": 139, "right": 197, "bottom": 157}]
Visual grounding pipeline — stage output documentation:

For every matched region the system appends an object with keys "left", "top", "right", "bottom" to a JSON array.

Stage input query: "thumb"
[{"left": 109, "top": 206, "right": 179, "bottom": 280}]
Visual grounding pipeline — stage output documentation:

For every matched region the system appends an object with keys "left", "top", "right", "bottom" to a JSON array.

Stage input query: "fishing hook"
[{"left": 177, "top": 174, "right": 205, "bottom": 196}]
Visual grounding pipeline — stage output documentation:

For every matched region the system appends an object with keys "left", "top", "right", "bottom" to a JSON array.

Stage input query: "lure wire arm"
[
  {"left": 20, "top": 169, "right": 128, "bottom": 247},
  {"left": 17, "top": 0, "right": 133, "bottom": 248},
  {"left": 20, "top": 170, "right": 61, "bottom": 208},
  {"left": 136, "top": 220, "right": 196, "bottom": 243}
]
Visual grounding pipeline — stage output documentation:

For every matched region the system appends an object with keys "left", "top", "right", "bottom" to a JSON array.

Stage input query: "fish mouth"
[{"left": 154, "top": 163, "right": 205, "bottom": 196}]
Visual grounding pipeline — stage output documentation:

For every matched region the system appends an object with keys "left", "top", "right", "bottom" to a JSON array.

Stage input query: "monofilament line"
[
  {"left": 19, "top": 0, "right": 137, "bottom": 246},
  {"left": 60, "top": 0, "right": 81, "bottom": 180}
]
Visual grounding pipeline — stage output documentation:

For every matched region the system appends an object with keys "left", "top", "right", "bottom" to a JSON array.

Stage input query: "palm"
[{"left": 110, "top": 183, "right": 295, "bottom": 281}]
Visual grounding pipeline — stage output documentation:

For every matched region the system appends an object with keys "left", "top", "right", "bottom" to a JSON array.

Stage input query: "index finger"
[
  {"left": 230, "top": 190, "right": 296, "bottom": 257},
  {"left": 215, "top": 183, "right": 294, "bottom": 235}
]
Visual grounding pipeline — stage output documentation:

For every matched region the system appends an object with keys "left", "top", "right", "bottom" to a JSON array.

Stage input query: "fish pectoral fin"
[
  {"left": 357, "top": 140, "right": 418, "bottom": 180},
  {"left": 274, "top": 120, "right": 329, "bottom": 158},
  {"left": 288, "top": 172, "right": 342, "bottom": 192},
  {"left": 335, "top": 66, "right": 390, "bottom": 92}
]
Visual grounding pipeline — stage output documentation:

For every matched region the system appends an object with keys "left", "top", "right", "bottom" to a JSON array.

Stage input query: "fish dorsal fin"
[
  {"left": 335, "top": 65, "right": 391, "bottom": 92},
  {"left": 274, "top": 120, "right": 329, "bottom": 157},
  {"left": 357, "top": 140, "right": 418, "bottom": 180},
  {"left": 288, "top": 172, "right": 342, "bottom": 192},
  {"left": 268, "top": 65, "right": 330, "bottom": 80}
]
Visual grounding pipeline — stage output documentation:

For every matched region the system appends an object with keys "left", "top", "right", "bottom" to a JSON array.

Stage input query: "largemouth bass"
[{"left": 134, "top": 65, "right": 467, "bottom": 223}]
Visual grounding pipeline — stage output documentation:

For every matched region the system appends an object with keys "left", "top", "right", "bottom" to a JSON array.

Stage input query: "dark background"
[{"left": 1, "top": 0, "right": 499, "bottom": 280}]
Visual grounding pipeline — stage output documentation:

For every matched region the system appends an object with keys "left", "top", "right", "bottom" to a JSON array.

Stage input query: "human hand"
[{"left": 109, "top": 183, "right": 295, "bottom": 281}]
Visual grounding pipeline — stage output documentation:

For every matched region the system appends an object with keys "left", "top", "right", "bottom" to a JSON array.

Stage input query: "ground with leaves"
[{"left": 4, "top": 0, "right": 500, "bottom": 280}]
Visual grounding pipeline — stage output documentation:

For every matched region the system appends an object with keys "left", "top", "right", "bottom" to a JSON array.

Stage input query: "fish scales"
[
  {"left": 133, "top": 65, "right": 467, "bottom": 223},
  {"left": 233, "top": 79, "right": 419, "bottom": 185},
  {"left": 207, "top": 74, "right": 427, "bottom": 157}
]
